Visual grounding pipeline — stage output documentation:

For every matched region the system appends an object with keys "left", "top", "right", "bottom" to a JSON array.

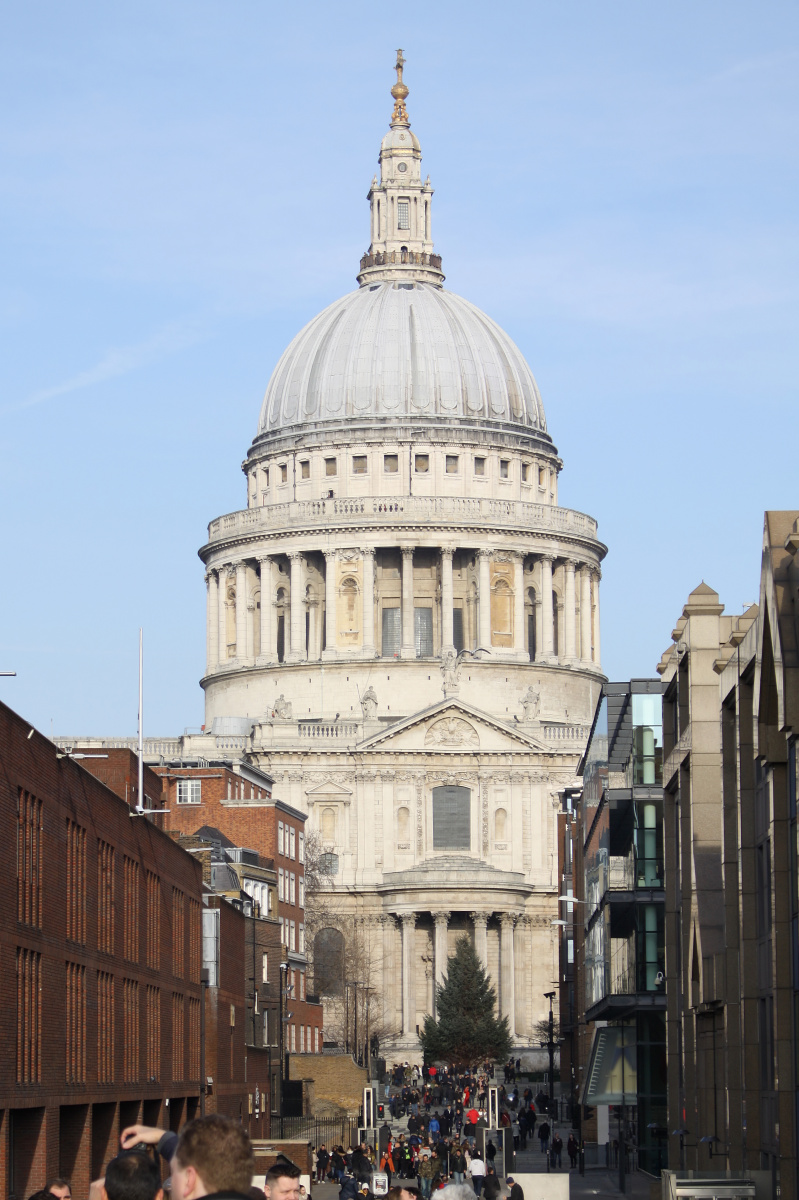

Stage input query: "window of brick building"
[
  {"left": 278, "top": 822, "right": 284, "bottom": 854},
  {"left": 177, "top": 780, "right": 201, "bottom": 804},
  {"left": 289, "top": 827, "right": 296, "bottom": 859}
]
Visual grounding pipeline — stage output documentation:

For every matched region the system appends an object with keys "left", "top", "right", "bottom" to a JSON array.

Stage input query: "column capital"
[
  {"left": 470, "top": 911, "right": 489, "bottom": 926},
  {"left": 400, "top": 544, "right": 415, "bottom": 560},
  {"left": 477, "top": 547, "right": 492, "bottom": 560},
  {"left": 499, "top": 912, "right": 517, "bottom": 929},
  {"left": 591, "top": 566, "right": 602, "bottom": 582},
  {"left": 433, "top": 912, "right": 449, "bottom": 927},
  {"left": 563, "top": 555, "right": 577, "bottom": 571},
  {"left": 399, "top": 911, "right": 417, "bottom": 927},
  {"left": 258, "top": 554, "right": 272, "bottom": 567},
  {"left": 540, "top": 552, "right": 555, "bottom": 565},
  {"left": 440, "top": 544, "right": 455, "bottom": 560},
  {"left": 323, "top": 548, "right": 337, "bottom": 561},
  {"left": 362, "top": 546, "right": 376, "bottom": 560},
  {"left": 288, "top": 551, "right": 303, "bottom": 563}
]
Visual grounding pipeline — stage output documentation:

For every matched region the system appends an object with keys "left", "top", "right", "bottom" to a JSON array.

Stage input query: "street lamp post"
[
  {"left": 544, "top": 990, "right": 556, "bottom": 1173},
  {"left": 279, "top": 961, "right": 290, "bottom": 1135}
]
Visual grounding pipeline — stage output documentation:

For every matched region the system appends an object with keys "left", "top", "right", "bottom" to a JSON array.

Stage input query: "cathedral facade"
[{"left": 199, "top": 56, "right": 606, "bottom": 1055}]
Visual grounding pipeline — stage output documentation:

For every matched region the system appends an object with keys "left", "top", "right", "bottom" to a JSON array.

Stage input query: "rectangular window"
[
  {"left": 172, "top": 888, "right": 185, "bottom": 978},
  {"left": 146, "top": 985, "right": 160, "bottom": 1082},
  {"left": 414, "top": 607, "right": 433, "bottom": 657},
  {"left": 352, "top": 455, "right": 368, "bottom": 474},
  {"left": 97, "top": 970, "right": 115, "bottom": 1082},
  {"left": 279, "top": 463, "right": 288, "bottom": 483},
  {"left": 397, "top": 200, "right": 410, "bottom": 230},
  {"left": 314, "top": 1027, "right": 319, "bottom": 1053},
  {"left": 299, "top": 876, "right": 305, "bottom": 908},
  {"left": 300, "top": 460, "right": 310, "bottom": 479},
  {"left": 98, "top": 840, "right": 115, "bottom": 955},
  {"left": 474, "top": 456, "right": 485, "bottom": 476},
  {"left": 262, "top": 951, "right": 268, "bottom": 983},
  {"left": 299, "top": 923, "right": 305, "bottom": 953},
  {"left": 17, "top": 788, "right": 43, "bottom": 928},
  {"left": 382, "top": 607, "right": 401, "bottom": 657},
  {"left": 66, "top": 962, "right": 87, "bottom": 1083},
  {"left": 289, "top": 827, "right": 296, "bottom": 859},
  {"left": 16, "top": 947, "right": 42, "bottom": 1083},
  {"left": 499, "top": 459, "right": 510, "bottom": 479},
  {"left": 278, "top": 869, "right": 284, "bottom": 901},
  {"left": 432, "top": 784, "right": 472, "bottom": 850},
  {"left": 300, "top": 971, "right": 305, "bottom": 999},
  {"left": 538, "top": 466, "right": 546, "bottom": 487},
  {"left": 299, "top": 832, "right": 305, "bottom": 863},
  {"left": 521, "top": 463, "right": 529, "bottom": 482},
  {"left": 384, "top": 454, "right": 399, "bottom": 473},
  {"left": 279, "top": 916, "right": 284, "bottom": 945},
  {"left": 66, "top": 818, "right": 87, "bottom": 944},
  {"left": 146, "top": 871, "right": 160, "bottom": 970},
  {"left": 278, "top": 822, "right": 284, "bottom": 854},
  {"left": 189, "top": 997, "right": 200, "bottom": 1078},
  {"left": 122, "top": 977, "right": 138, "bottom": 1084},
  {"left": 176, "top": 778, "right": 201, "bottom": 804},
  {"left": 123, "top": 856, "right": 140, "bottom": 963},
  {"left": 325, "top": 458, "right": 337, "bottom": 477},
  {"left": 289, "top": 872, "right": 296, "bottom": 905},
  {"left": 453, "top": 608, "right": 464, "bottom": 653},
  {"left": 445, "top": 454, "right": 459, "bottom": 474},
  {"left": 300, "top": 1025, "right": 305, "bottom": 1052},
  {"left": 291, "top": 1024, "right": 296, "bottom": 1052},
  {"left": 414, "top": 453, "right": 429, "bottom": 473},
  {"left": 290, "top": 920, "right": 296, "bottom": 951},
  {"left": 172, "top": 992, "right": 185, "bottom": 1081}
]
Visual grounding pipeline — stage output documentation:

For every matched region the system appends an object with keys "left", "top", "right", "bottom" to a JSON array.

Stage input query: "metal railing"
[{"left": 279, "top": 1114, "right": 361, "bottom": 1148}]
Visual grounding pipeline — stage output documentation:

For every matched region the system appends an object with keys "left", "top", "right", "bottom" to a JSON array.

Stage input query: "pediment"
[
  {"left": 357, "top": 698, "right": 548, "bottom": 753},
  {"left": 305, "top": 778, "right": 354, "bottom": 799}
]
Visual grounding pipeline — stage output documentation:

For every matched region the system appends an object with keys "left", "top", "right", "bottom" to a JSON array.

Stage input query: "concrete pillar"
[
  {"left": 541, "top": 555, "right": 555, "bottom": 660},
  {"left": 434, "top": 912, "right": 449, "bottom": 1015},
  {"left": 206, "top": 570, "right": 219, "bottom": 671},
  {"left": 362, "top": 548, "right": 376, "bottom": 656},
  {"left": 500, "top": 913, "right": 517, "bottom": 1038},
  {"left": 288, "top": 553, "right": 304, "bottom": 662},
  {"left": 513, "top": 553, "right": 525, "bottom": 656},
  {"left": 580, "top": 565, "right": 592, "bottom": 663},
  {"left": 235, "top": 561, "right": 247, "bottom": 659},
  {"left": 592, "top": 569, "right": 601, "bottom": 666},
  {"left": 440, "top": 547, "right": 455, "bottom": 655},
  {"left": 471, "top": 911, "right": 489, "bottom": 972},
  {"left": 400, "top": 912, "right": 416, "bottom": 1037},
  {"left": 401, "top": 546, "right": 415, "bottom": 659},
  {"left": 218, "top": 568, "right": 230, "bottom": 662},
  {"left": 323, "top": 550, "right": 337, "bottom": 659},
  {"left": 258, "top": 558, "right": 272, "bottom": 661},
  {"left": 564, "top": 557, "right": 577, "bottom": 663},
  {"left": 478, "top": 550, "right": 491, "bottom": 650}
]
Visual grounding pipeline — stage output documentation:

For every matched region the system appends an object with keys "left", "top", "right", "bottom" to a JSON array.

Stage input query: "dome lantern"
[{"left": 357, "top": 51, "right": 444, "bottom": 288}]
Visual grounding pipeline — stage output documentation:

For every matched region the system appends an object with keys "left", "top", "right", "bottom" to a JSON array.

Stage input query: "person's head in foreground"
[
  {"left": 104, "top": 1153, "right": 163, "bottom": 1200},
  {"left": 171, "top": 1115, "right": 255, "bottom": 1200},
  {"left": 45, "top": 1181, "right": 72, "bottom": 1200},
  {"left": 437, "top": 1186, "right": 475, "bottom": 1200},
  {"left": 264, "top": 1165, "right": 301, "bottom": 1200},
  {"left": 388, "top": 1187, "right": 420, "bottom": 1200}
]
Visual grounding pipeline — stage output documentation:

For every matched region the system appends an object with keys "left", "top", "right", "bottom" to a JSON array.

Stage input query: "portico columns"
[
  {"left": 400, "top": 912, "right": 417, "bottom": 1037},
  {"left": 513, "top": 553, "right": 525, "bottom": 657},
  {"left": 362, "top": 548, "right": 376, "bottom": 656},
  {"left": 564, "top": 558, "right": 577, "bottom": 663},
  {"left": 288, "top": 553, "right": 304, "bottom": 662},
  {"left": 235, "top": 561, "right": 247, "bottom": 659},
  {"left": 258, "top": 558, "right": 272, "bottom": 661},
  {"left": 433, "top": 912, "right": 448, "bottom": 1016},
  {"left": 580, "top": 565, "right": 592, "bottom": 664},
  {"left": 592, "top": 569, "right": 601, "bottom": 666},
  {"left": 478, "top": 550, "right": 491, "bottom": 650},
  {"left": 400, "top": 546, "right": 415, "bottom": 659},
  {"left": 218, "top": 568, "right": 230, "bottom": 662},
  {"left": 471, "top": 911, "right": 489, "bottom": 971},
  {"left": 500, "top": 913, "right": 517, "bottom": 1038},
  {"left": 323, "top": 550, "right": 337, "bottom": 659},
  {"left": 541, "top": 555, "right": 555, "bottom": 661},
  {"left": 206, "top": 571, "right": 219, "bottom": 671},
  {"left": 440, "top": 547, "right": 455, "bottom": 655}
]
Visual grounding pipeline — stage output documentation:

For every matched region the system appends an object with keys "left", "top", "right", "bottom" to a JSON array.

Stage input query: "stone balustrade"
[{"left": 206, "top": 495, "right": 600, "bottom": 546}]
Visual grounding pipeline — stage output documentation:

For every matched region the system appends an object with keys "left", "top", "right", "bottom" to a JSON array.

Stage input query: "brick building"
[
  {"left": 155, "top": 762, "right": 323, "bottom": 1058},
  {"left": 0, "top": 702, "right": 205, "bottom": 1200}
]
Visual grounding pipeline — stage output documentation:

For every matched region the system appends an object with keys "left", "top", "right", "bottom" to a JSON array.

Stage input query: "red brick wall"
[
  {"left": 0, "top": 702, "right": 204, "bottom": 1200},
  {"left": 69, "top": 748, "right": 163, "bottom": 812}
]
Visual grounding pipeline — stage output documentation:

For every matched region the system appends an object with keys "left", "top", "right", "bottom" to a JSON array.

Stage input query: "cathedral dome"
[{"left": 257, "top": 281, "right": 547, "bottom": 435}]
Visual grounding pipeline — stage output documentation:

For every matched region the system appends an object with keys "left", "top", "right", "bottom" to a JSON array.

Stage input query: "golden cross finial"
[{"left": 390, "top": 48, "right": 409, "bottom": 125}]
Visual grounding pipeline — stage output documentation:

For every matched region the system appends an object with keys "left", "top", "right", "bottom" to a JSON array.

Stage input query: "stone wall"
[{"left": 288, "top": 1052, "right": 368, "bottom": 1116}]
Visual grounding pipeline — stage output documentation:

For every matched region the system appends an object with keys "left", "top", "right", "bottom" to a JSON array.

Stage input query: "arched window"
[
  {"left": 552, "top": 589, "right": 560, "bottom": 657},
  {"left": 494, "top": 808, "right": 507, "bottom": 841},
  {"left": 313, "top": 927, "right": 345, "bottom": 995},
  {"left": 276, "top": 587, "right": 287, "bottom": 662},
  {"left": 397, "top": 806, "right": 410, "bottom": 844},
  {"left": 339, "top": 577, "right": 359, "bottom": 640},
  {"left": 253, "top": 588, "right": 261, "bottom": 657},
  {"left": 490, "top": 578, "right": 513, "bottom": 647},
  {"left": 526, "top": 587, "right": 537, "bottom": 662},
  {"left": 321, "top": 806, "right": 336, "bottom": 843}
]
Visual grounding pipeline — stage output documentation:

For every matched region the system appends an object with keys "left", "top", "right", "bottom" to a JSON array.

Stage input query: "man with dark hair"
[
  {"left": 264, "top": 1164, "right": 300, "bottom": 1200},
  {"left": 120, "top": 1115, "right": 255, "bottom": 1200},
  {"left": 104, "top": 1153, "right": 163, "bottom": 1200},
  {"left": 45, "top": 1180, "right": 72, "bottom": 1200}
]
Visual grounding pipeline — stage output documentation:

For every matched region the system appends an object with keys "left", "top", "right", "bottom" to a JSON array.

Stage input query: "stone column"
[
  {"left": 580, "top": 565, "right": 592, "bottom": 663},
  {"left": 323, "top": 550, "right": 337, "bottom": 658},
  {"left": 500, "top": 913, "right": 517, "bottom": 1038},
  {"left": 433, "top": 913, "right": 449, "bottom": 1015},
  {"left": 513, "top": 553, "right": 525, "bottom": 656},
  {"left": 478, "top": 550, "right": 492, "bottom": 650},
  {"left": 362, "top": 548, "right": 376, "bottom": 656},
  {"left": 288, "top": 553, "right": 304, "bottom": 662},
  {"left": 235, "top": 561, "right": 248, "bottom": 659},
  {"left": 381, "top": 916, "right": 396, "bottom": 1035},
  {"left": 218, "top": 568, "right": 230, "bottom": 662},
  {"left": 400, "top": 546, "right": 415, "bottom": 659},
  {"left": 471, "top": 911, "right": 489, "bottom": 972},
  {"left": 592, "top": 569, "right": 601, "bottom": 666},
  {"left": 541, "top": 555, "right": 555, "bottom": 660},
  {"left": 206, "top": 570, "right": 219, "bottom": 671},
  {"left": 258, "top": 558, "right": 272, "bottom": 661},
  {"left": 400, "top": 912, "right": 417, "bottom": 1037},
  {"left": 440, "top": 547, "right": 455, "bottom": 655},
  {"left": 564, "top": 558, "right": 577, "bottom": 663}
]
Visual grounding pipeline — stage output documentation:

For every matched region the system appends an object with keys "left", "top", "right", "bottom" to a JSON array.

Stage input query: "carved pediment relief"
[{"left": 424, "top": 716, "right": 479, "bottom": 748}]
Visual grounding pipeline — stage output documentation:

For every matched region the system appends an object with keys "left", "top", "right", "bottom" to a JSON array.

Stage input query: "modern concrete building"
[{"left": 657, "top": 513, "right": 799, "bottom": 1199}]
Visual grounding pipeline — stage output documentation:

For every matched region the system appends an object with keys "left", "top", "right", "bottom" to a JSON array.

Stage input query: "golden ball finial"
[{"left": 390, "top": 48, "right": 409, "bottom": 125}]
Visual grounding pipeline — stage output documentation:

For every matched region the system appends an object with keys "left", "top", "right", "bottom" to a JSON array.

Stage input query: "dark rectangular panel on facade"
[{"left": 432, "top": 785, "right": 471, "bottom": 850}]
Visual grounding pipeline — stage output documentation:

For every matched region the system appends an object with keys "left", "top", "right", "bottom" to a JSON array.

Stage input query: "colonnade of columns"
[
  {"left": 204, "top": 545, "right": 601, "bottom": 671},
  {"left": 394, "top": 909, "right": 518, "bottom": 1041}
]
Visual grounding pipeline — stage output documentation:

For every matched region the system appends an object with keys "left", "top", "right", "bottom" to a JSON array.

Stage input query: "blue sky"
[{"left": 2, "top": 2, "right": 797, "bottom": 736}]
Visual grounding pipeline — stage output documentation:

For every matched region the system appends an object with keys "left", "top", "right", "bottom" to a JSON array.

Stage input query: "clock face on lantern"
[{"left": 397, "top": 162, "right": 407, "bottom": 173}]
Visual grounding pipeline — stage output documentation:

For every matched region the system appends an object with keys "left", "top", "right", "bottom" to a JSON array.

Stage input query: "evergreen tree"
[{"left": 419, "top": 934, "right": 512, "bottom": 1067}]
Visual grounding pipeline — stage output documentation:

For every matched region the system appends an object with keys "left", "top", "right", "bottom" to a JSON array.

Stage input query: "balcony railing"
[{"left": 206, "top": 496, "right": 600, "bottom": 545}]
